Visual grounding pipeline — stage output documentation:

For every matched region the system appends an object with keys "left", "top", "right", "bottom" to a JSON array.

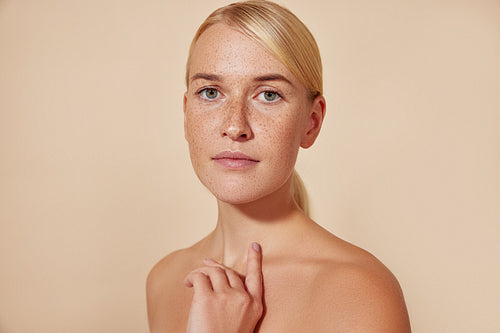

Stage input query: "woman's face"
[{"left": 184, "top": 23, "right": 323, "bottom": 204}]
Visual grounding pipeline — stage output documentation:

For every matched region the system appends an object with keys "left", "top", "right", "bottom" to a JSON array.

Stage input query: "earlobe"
[{"left": 301, "top": 95, "right": 326, "bottom": 149}]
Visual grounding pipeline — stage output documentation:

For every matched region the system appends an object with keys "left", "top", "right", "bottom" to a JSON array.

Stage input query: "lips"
[
  {"left": 212, "top": 151, "right": 259, "bottom": 168},
  {"left": 213, "top": 151, "right": 258, "bottom": 161}
]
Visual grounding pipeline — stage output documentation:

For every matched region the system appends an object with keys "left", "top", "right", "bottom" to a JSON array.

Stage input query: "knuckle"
[
  {"left": 225, "top": 269, "right": 236, "bottom": 277},
  {"left": 253, "top": 302, "right": 263, "bottom": 315},
  {"left": 236, "top": 291, "right": 252, "bottom": 305},
  {"left": 215, "top": 292, "right": 227, "bottom": 303},
  {"left": 189, "top": 268, "right": 205, "bottom": 276},
  {"left": 212, "top": 266, "right": 225, "bottom": 274}
]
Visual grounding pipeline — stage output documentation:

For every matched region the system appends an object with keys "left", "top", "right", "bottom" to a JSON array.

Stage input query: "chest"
[
  {"left": 163, "top": 269, "right": 320, "bottom": 332},
  {"left": 255, "top": 273, "right": 319, "bottom": 332}
]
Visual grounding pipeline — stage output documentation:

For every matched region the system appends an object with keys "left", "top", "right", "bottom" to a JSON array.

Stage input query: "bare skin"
[
  {"left": 147, "top": 206, "right": 410, "bottom": 332},
  {"left": 147, "top": 23, "right": 411, "bottom": 332}
]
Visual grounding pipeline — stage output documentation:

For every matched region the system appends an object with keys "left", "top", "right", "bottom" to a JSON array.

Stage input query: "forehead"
[{"left": 189, "top": 23, "right": 295, "bottom": 80}]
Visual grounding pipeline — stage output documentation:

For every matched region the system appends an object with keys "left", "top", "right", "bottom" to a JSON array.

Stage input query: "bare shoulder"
[
  {"left": 146, "top": 237, "right": 209, "bottom": 296},
  {"left": 146, "top": 245, "right": 202, "bottom": 333},
  {"left": 146, "top": 247, "right": 191, "bottom": 297},
  {"left": 306, "top": 225, "right": 411, "bottom": 332}
]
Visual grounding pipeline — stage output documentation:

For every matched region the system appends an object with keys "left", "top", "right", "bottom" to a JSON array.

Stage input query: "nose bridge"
[{"left": 221, "top": 92, "right": 252, "bottom": 140}]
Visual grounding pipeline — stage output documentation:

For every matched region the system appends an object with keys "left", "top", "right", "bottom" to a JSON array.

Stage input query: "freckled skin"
[
  {"left": 147, "top": 22, "right": 411, "bottom": 333},
  {"left": 184, "top": 23, "right": 312, "bottom": 204}
]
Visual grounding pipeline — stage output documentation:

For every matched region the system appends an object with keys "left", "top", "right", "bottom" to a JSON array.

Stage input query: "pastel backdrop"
[{"left": 1, "top": 0, "right": 499, "bottom": 332}]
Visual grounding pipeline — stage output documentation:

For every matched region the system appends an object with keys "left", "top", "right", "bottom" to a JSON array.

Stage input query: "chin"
[
  {"left": 204, "top": 174, "right": 293, "bottom": 205},
  {"left": 210, "top": 185, "right": 269, "bottom": 205},
  {"left": 193, "top": 161, "right": 295, "bottom": 205}
]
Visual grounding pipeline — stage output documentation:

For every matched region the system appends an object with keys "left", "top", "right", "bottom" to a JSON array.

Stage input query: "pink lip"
[{"left": 213, "top": 151, "right": 259, "bottom": 169}]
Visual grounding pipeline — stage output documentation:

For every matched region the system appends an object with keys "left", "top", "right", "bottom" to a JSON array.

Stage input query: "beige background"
[{"left": 1, "top": 0, "right": 499, "bottom": 332}]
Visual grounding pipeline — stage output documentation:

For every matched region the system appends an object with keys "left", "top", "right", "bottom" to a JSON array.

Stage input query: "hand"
[{"left": 184, "top": 242, "right": 264, "bottom": 333}]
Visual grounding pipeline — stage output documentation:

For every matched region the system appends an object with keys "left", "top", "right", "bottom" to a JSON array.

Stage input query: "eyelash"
[
  {"left": 257, "top": 90, "right": 282, "bottom": 102},
  {"left": 195, "top": 87, "right": 283, "bottom": 103},
  {"left": 196, "top": 87, "right": 221, "bottom": 100}
]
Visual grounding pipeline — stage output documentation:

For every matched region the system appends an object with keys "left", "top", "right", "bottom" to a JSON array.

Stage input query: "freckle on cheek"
[{"left": 184, "top": 23, "right": 309, "bottom": 203}]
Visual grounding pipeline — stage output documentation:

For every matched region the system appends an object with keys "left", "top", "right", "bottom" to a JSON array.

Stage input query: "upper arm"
[
  {"left": 146, "top": 260, "right": 168, "bottom": 332},
  {"left": 346, "top": 268, "right": 411, "bottom": 332},
  {"left": 146, "top": 250, "right": 187, "bottom": 333},
  {"left": 314, "top": 262, "right": 411, "bottom": 332}
]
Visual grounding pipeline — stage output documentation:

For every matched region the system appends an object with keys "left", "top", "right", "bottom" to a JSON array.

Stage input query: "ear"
[
  {"left": 301, "top": 95, "right": 326, "bottom": 148},
  {"left": 183, "top": 92, "right": 188, "bottom": 141}
]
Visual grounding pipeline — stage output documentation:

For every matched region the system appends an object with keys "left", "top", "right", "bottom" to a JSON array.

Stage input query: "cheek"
[
  {"left": 185, "top": 109, "right": 214, "bottom": 171},
  {"left": 185, "top": 104, "right": 215, "bottom": 143},
  {"left": 257, "top": 113, "right": 305, "bottom": 159},
  {"left": 183, "top": 104, "right": 307, "bottom": 204}
]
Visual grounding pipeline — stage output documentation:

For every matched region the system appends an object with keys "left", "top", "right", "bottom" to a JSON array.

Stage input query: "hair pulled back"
[{"left": 186, "top": 0, "right": 323, "bottom": 216}]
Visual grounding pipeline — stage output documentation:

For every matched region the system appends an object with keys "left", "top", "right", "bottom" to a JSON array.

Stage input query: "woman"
[{"left": 147, "top": 1, "right": 411, "bottom": 332}]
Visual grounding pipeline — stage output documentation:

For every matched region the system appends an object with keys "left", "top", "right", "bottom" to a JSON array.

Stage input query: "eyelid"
[
  {"left": 195, "top": 86, "right": 223, "bottom": 100},
  {"left": 255, "top": 89, "right": 283, "bottom": 103},
  {"left": 195, "top": 86, "right": 219, "bottom": 94}
]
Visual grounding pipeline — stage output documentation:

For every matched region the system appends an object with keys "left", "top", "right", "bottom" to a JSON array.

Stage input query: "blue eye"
[
  {"left": 200, "top": 88, "right": 219, "bottom": 99},
  {"left": 258, "top": 91, "right": 280, "bottom": 102}
]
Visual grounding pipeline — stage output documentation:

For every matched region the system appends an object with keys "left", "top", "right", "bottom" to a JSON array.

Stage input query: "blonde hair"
[{"left": 186, "top": 0, "right": 322, "bottom": 216}]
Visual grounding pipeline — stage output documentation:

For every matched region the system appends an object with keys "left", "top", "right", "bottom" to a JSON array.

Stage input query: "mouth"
[{"left": 212, "top": 151, "right": 259, "bottom": 169}]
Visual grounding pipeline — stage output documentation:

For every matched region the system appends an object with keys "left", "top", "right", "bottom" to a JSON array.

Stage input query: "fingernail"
[
  {"left": 252, "top": 242, "right": 261, "bottom": 252},
  {"left": 204, "top": 258, "right": 213, "bottom": 262}
]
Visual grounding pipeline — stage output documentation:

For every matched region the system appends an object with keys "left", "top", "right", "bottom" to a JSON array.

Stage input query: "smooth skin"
[
  {"left": 184, "top": 243, "right": 263, "bottom": 332},
  {"left": 147, "top": 23, "right": 411, "bottom": 332}
]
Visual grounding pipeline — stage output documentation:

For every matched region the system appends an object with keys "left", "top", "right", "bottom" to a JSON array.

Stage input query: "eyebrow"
[
  {"left": 254, "top": 74, "right": 294, "bottom": 86},
  {"left": 190, "top": 73, "right": 294, "bottom": 86},
  {"left": 190, "top": 73, "right": 223, "bottom": 83}
]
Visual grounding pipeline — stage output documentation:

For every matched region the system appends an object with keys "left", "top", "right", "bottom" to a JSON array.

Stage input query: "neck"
[{"left": 210, "top": 178, "right": 309, "bottom": 271}]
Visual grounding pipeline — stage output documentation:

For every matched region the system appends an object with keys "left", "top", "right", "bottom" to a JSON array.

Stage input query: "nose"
[{"left": 221, "top": 97, "right": 253, "bottom": 141}]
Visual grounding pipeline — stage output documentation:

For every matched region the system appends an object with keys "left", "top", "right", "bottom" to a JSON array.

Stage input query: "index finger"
[{"left": 245, "top": 242, "right": 263, "bottom": 300}]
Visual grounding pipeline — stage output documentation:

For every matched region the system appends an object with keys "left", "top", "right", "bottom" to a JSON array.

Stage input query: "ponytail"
[{"left": 291, "top": 170, "right": 310, "bottom": 217}]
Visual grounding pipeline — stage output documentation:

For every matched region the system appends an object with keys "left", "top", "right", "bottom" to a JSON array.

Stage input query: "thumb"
[{"left": 245, "top": 242, "right": 263, "bottom": 300}]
